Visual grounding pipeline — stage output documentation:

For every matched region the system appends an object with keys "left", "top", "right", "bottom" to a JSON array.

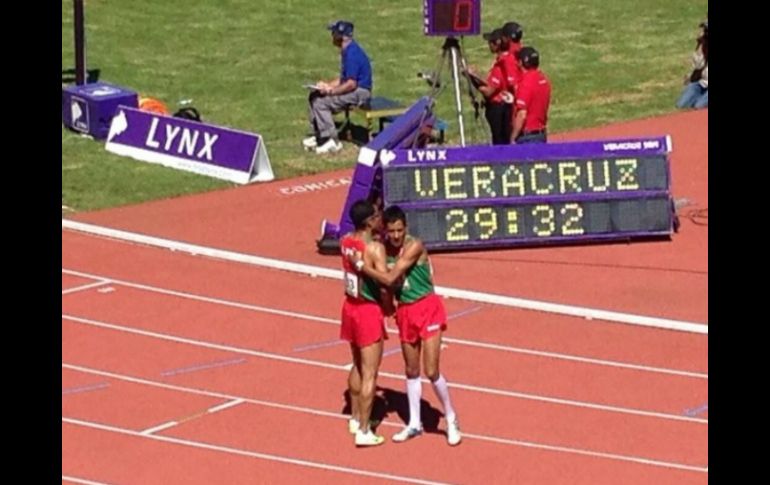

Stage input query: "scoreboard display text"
[{"left": 381, "top": 138, "right": 675, "bottom": 250}]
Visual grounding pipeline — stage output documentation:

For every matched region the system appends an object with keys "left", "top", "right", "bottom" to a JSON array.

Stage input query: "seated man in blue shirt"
[{"left": 303, "top": 20, "right": 373, "bottom": 154}]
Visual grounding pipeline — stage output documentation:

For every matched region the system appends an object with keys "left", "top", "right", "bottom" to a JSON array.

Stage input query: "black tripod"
[{"left": 423, "top": 37, "right": 482, "bottom": 147}]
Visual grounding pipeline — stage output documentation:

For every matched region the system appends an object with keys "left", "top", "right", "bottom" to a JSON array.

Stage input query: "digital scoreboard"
[
  {"left": 423, "top": 0, "right": 481, "bottom": 37},
  {"left": 380, "top": 137, "right": 676, "bottom": 250}
]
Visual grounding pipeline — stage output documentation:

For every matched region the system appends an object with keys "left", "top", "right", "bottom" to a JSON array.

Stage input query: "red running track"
[
  {"left": 63, "top": 110, "right": 707, "bottom": 483},
  {"left": 63, "top": 230, "right": 706, "bottom": 484}
]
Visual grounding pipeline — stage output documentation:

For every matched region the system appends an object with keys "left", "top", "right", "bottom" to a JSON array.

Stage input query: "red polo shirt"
[
  {"left": 485, "top": 62, "right": 507, "bottom": 104},
  {"left": 497, "top": 51, "right": 518, "bottom": 97},
  {"left": 506, "top": 42, "right": 524, "bottom": 91},
  {"left": 515, "top": 68, "right": 551, "bottom": 132}
]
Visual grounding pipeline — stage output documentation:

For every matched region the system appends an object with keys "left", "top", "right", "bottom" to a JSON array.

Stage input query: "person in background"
[
  {"left": 501, "top": 21, "right": 524, "bottom": 92},
  {"left": 303, "top": 20, "right": 373, "bottom": 154},
  {"left": 469, "top": 28, "right": 513, "bottom": 145},
  {"left": 511, "top": 46, "right": 551, "bottom": 144},
  {"left": 676, "top": 18, "right": 708, "bottom": 109}
]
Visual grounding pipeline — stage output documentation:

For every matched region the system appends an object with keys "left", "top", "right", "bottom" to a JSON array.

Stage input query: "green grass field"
[{"left": 61, "top": 0, "right": 706, "bottom": 212}]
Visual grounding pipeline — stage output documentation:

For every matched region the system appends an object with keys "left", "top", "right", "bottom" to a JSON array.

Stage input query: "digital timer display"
[{"left": 423, "top": 0, "right": 481, "bottom": 36}]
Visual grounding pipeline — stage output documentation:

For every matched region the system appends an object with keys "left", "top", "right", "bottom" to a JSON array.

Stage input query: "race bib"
[{"left": 344, "top": 271, "right": 359, "bottom": 298}]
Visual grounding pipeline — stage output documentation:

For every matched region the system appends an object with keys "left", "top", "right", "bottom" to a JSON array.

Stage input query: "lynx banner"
[{"left": 105, "top": 107, "right": 274, "bottom": 184}]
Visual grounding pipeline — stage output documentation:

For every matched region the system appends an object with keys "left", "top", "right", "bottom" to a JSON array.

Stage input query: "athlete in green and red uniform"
[
  {"left": 352, "top": 205, "right": 462, "bottom": 446},
  {"left": 339, "top": 199, "right": 390, "bottom": 447}
]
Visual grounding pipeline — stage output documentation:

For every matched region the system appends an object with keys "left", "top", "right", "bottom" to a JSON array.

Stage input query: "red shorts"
[
  {"left": 340, "top": 298, "right": 386, "bottom": 347},
  {"left": 395, "top": 293, "right": 447, "bottom": 344}
]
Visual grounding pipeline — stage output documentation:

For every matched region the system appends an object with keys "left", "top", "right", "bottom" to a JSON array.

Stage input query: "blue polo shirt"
[{"left": 340, "top": 40, "right": 373, "bottom": 91}]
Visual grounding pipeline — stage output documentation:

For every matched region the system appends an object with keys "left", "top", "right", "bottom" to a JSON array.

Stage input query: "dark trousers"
[
  {"left": 515, "top": 130, "right": 547, "bottom": 144},
  {"left": 484, "top": 102, "right": 512, "bottom": 145}
]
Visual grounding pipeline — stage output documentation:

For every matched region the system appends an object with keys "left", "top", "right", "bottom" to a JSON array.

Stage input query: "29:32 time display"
[
  {"left": 445, "top": 203, "right": 584, "bottom": 241},
  {"left": 403, "top": 197, "right": 672, "bottom": 244}
]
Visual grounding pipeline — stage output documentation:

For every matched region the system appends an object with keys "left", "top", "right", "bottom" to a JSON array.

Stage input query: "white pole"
[{"left": 449, "top": 47, "right": 466, "bottom": 147}]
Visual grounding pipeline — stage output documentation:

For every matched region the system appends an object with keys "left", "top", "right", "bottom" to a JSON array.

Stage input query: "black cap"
[
  {"left": 501, "top": 21, "right": 523, "bottom": 41},
  {"left": 482, "top": 28, "right": 504, "bottom": 42},
  {"left": 328, "top": 20, "right": 354, "bottom": 37},
  {"left": 517, "top": 46, "right": 540, "bottom": 68}
]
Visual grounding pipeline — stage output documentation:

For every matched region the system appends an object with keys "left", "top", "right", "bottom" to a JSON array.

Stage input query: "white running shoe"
[
  {"left": 447, "top": 419, "right": 462, "bottom": 446},
  {"left": 355, "top": 429, "right": 385, "bottom": 447},
  {"left": 391, "top": 425, "right": 423, "bottom": 443},
  {"left": 348, "top": 418, "right": 360, "bottom": 435},
  {"left": 302, "top": 136, "right": 318, "bottom": 150},
  {"left": 315, "top": 138, "right": 343, "bottom": 154}
]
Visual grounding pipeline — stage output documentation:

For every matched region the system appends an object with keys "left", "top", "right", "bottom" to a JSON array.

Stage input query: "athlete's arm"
[
  {"left": 366, "top": 241, "right": 396, "bottom": 316},
  {"left": 360, "top": 239, "right": 425, "bottom": 286},
  {"left": 365, "top": 241, "right": 388, "bottom": 273}
]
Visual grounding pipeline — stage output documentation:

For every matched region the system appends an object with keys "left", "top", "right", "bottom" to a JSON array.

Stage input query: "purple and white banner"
[
  {"left": 378, "top": 135, "right": 672, "bottom": 167},
  {"left": 105, "top": 107, "right": 274, "bottom": 183}
]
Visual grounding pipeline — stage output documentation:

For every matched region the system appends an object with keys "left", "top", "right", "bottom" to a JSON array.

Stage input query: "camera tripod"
[{"left": 423, "top": 37, "right": 483, "bottom": 147}]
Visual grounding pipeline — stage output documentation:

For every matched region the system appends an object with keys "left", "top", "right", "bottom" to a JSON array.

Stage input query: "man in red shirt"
[
  {"left": 501, "top": 21, "right": 524, "bottom": 92},
  {"left": 511, "top": 47, "right": 551, "bottom": 144},
  {"left": 471, "top": 29, "right": 513, "bottom": 145}
]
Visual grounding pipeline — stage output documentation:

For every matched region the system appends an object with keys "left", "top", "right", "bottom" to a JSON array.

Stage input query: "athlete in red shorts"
[
  {"left": 351, "top": 205, "right": 462, "bottom": 446},
  {"left": 339, "top": 199, "right": 390, "bottom": 447}
]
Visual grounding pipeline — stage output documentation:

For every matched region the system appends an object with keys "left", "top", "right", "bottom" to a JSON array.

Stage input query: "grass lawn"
[{"left": 62, "top": 0, "right": 706, "bottom": 211}]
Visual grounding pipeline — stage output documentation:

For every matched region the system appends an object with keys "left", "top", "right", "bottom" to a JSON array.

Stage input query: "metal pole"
[
  {"left": 449, "top": 47, "right": 466, "bottom": 147},
  {"left": 74, "top": 0, "right": 86, "bottom": 85}
]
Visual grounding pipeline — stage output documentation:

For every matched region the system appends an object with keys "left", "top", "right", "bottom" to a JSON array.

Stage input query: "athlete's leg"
[
  {"left": 401, "top": 340, "right": 422, "bottom": 427},
  {"left": 424, "top": 332, "right": 462, "bottom": 445},
  {"left": 348, "top": 343, "right": 362, "bottom": 433},
  {"left": 356, "top": 338, "right": 384, "bottom": 444}
]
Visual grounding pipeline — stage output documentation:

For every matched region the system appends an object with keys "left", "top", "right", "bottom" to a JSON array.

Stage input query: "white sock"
[
  {"left": 406, "top": 377, "right": 422, "bottom": 428},
  {"left": 431, "top": 374, "right": 456, "bottom": 423}
]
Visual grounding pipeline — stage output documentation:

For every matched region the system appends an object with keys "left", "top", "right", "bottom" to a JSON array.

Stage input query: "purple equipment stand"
[
  {"left": 62, "top": 81, "right": 138, "bottom": 139},
  {"left": 316, "top": 96, "right": 435, "bottom": 253}
]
